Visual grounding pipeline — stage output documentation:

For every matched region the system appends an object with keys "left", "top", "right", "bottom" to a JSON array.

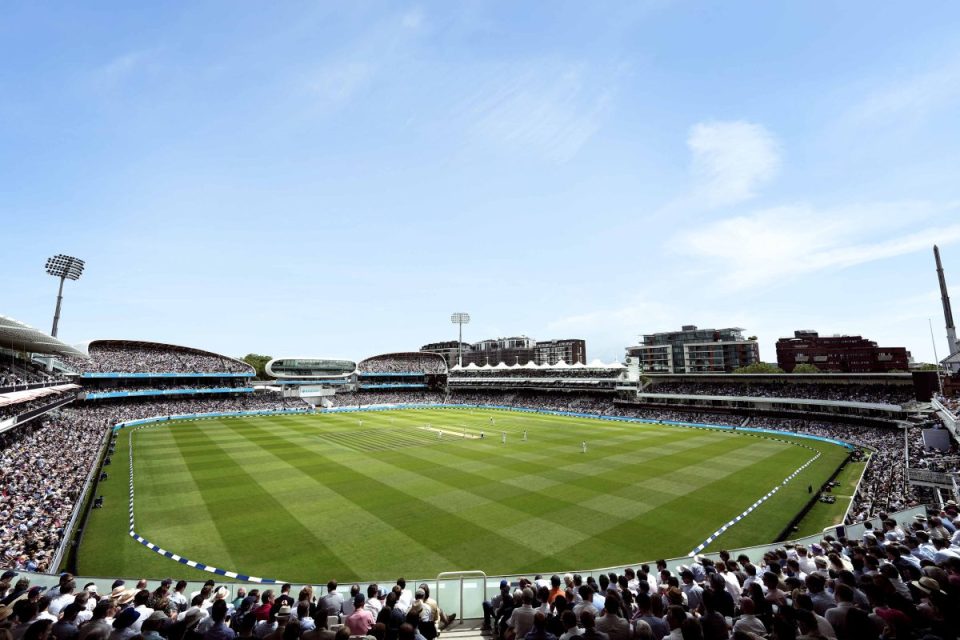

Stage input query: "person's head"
[
  {"left": 604, "top": 598, "right": 619, "bottom": 616},
  {"left": 262, "top": 590, "right": 275, "bottom": 605},
  {"left": 24, "top": 619, "right": 52, "bottom": 640},
  {"left": 239, "top": 612, "right": 257, "bottom": 636},
  {"left": 804, "top": 573, "right": 825, "bottom": 594},
  {"left": 282, "top": 622, "right": 300, "bottom": 640},
  {"left": 371, "top": 623, "right": 386, "bottom": 640},
  {"left": 175, "top": 580, "right": 187, "bottom": 593},
  {"left": 635, "top": 592, "right": 651, "bottom": 613},
  {"left": 554, "top": 595, "right": 567, "bottom": 613},
  {"left": 354, "top": 594, "right": 365, "bottom": 609},
  {"left": 211, "top": 600, "right": 228, "bottom": 623},
  {"left": 739, "top": 598, "right": 755, "bottom": 615},
  {"left": 680, "top": 617, "right": 704, "bottom": 640},
  {"left": 761, "top": 572, "right": 779, "bottom": 590},
  {"left": 281, "top": 584, "right": 291, "bottom": 595},
  {"left": 297, "top": 602, "right": 310, "bottom": 619},
  {"left": 635, "top": 620, "right": 653, "bottom": 640},
  {"left": 335, "top": 627, "right": 351, "bottom": 640},
  {"left": 367, "top": 584, "right": 379, "bottom": 599},
  {"left": 396, "top": 578, "right": 406, "bottom": 590},
  {"left": 398, "top": 623, "right": 415, "bottom": 640},
  {"left": 327, "top": 581, "right": 337, "bottom": 594},
  {"left": 134, "top": 590, "right": 150, "bottom": 607},
  {"left": 580, "top": 608, "right": 595, "bottom": 630},
  {"left": 91, "top": 601, "right": 112, "bottom": 621},
  {"left": 59, "top": 603, "right": 81, "bottom": 623},
  {"left": 560, "top": 610, "right": 577, "bottom": 631},
  {"left": 532, "top": 612, "right": 546, "bottom": 632},
  {"left": 834, "top": 583, "right": 854, "bottom": 604},
  {"left": 521, "top": 588, "right": 534, "bottom": 605},
  {"left": 350, "top": 584, "right": 360, "bottom": 598},
  {"left": 666, "top": 606, "right": 686, "bottom": 631}
]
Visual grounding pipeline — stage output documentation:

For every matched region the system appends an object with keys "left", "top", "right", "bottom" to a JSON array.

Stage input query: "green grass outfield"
[{"left": 77, "top": 408, "right": 851, "bottom": 582}]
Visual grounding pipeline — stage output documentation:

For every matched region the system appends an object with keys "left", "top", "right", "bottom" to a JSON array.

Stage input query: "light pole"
[
  {"left": 46, "top": 254, "right": 85, "bottom": 337},
  {"left": 450, "top": 312, "right": 470, "bottom": 367}
]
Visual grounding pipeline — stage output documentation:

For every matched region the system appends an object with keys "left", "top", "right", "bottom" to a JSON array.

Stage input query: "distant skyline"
[{"left": 2, "top": 2, "right": 960, "bottom": 364}]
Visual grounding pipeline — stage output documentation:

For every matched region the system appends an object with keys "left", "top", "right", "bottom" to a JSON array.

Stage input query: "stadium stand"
[
  {"left": 0, "top": 503, "right": 957, "bottom": 640},
  {"left": 358, "top": 353, "right": 447, "bottom": 375},
  {"left": 0, "top": 357, "right": 69, "bottom": 390},
  {"left": 646, "top": 380, "right": 915, "bottom": 405},
  {"left": 330, "top": 391, "right": 446, "bottom": 406},
  {"left": 76, "top": 340, "right": 254, "bottom": 374}
]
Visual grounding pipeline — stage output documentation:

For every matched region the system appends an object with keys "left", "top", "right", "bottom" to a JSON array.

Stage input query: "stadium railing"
[{"left": 81, "top": 387, "right": 256, "bottom": 400}]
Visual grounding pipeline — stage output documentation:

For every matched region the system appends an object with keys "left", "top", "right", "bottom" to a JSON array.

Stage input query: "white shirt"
[
  {"left": 132, "top": 606, "right": 154, "bottom": 633},
  {"left": 49, "top": 593, "right": 76, "bottom": 616}
]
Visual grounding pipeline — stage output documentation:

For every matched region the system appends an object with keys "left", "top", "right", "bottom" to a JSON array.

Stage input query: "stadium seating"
[
  {"left": 0, "top": 501, "right": 956, "bottom": 640},
  {"left": 645, "top": 380, "right": 914, "bottom": 405},
  {"left": 357, "top": 353, "right": 447, "bottom": 375},
  {"left": 77, "top": 340, "right": 254, "bottom": 374}
]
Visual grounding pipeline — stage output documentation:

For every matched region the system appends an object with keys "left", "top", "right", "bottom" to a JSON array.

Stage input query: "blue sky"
[{"left": 3, "top": 2, "right": 960, "bottom": 364}]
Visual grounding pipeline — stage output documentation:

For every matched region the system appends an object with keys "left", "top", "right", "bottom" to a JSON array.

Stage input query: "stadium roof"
[{"left": 0, "top": 315, "right": 87, "bottom": 357}]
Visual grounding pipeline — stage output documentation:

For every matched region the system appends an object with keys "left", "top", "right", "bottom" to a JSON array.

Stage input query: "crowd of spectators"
[
  {"left": 0, "top": 393, "right": 76, "bottom": 423},
  {"left": 3, "top": 506, "right": 960, "bottom": 640},
  {"left": 358, "top": 355, "right": 447, "bottom": 375},
  {"left": 481, "top": 512, "right": 960, "bottom": 640},
  {"left": 0, "top": 407, "right": 105, "bottom": 572},
  {"left": 744, "top": 419, "right": 913, "bottom": 523},
  {"left": 0, "top": 574, "right": 460, "bottom": 640},
  {"left": 80, "top": 344, "right": 253, "bottom": 375},
  {"left": 0, "top": 359, "right": 67, "bottom": 390},
  {"left": 330, "top": 392, "right": 446, "bottom": 407},
  {"left": 0, "top": 395, "right": 314, "bottom": 571},
  {"left": 646, "top": 382, "right": 914, "bottom": 406}
]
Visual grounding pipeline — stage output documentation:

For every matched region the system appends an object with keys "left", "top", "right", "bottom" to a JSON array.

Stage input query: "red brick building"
[{"left": 776, "top": 330, "right": 911, "bottom": 373}]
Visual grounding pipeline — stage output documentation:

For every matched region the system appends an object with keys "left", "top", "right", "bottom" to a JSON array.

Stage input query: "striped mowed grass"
[{"left": 77, "top": 408, "right": 850, "bottom": 582}]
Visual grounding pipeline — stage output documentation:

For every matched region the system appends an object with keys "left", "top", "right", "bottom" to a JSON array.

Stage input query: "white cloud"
[
  {"left": 851, "top": 56, "right": 960, "bottom": 126},
  {"left": 687, "top": 120, "right": 780, "bottom": 207},
  {"left": 676, "top": 201, "right": 960, "bottom": 291},
  {"left": 462, "top": 63, "right": 614, "bottom": 163}
]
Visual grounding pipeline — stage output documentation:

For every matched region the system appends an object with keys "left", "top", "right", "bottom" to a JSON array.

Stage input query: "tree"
[
  {"left": 791, "top": 363, "right": 820, "bottom": 373},
  {"left": 242, "top": 353, "right": 272, "bottom": 379},
  {"left": 733, "top": 362, "right": 785, "bottom": 374}
]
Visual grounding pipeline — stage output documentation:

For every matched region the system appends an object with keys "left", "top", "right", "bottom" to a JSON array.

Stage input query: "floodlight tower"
[
  {"left": 450, "top": 312, "right": 470, "bottom": 367},
  {"left": 45, "top": 254, "right": 85, "bottom": 337}
]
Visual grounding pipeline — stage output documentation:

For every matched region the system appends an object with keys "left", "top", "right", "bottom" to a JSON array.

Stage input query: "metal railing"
[{"left": 436, "top": 571, "right": 486, "bottom": 621}]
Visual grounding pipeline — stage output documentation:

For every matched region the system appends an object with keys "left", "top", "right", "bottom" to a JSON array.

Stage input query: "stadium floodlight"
[
  {"left": 45, "top": 254, "right": 85, "bottom": 337},
  {"left": 450, "top": 312, "right": 470, "bottom": 367}
]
